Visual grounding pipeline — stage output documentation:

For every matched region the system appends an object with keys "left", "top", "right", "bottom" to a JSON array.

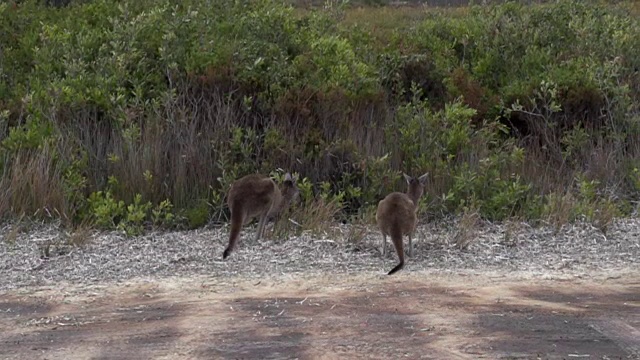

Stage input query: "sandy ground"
[{"left": 1, "top": 268, "right": 638, "bottom": 360}]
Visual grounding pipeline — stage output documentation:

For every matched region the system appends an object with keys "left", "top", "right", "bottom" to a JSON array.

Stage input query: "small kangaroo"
[
  {"left": 222, "top": 172, "right": 299, "bottom": 259},
  {"left": 376, "top": 172, "right": 429, "bottom": 275}
]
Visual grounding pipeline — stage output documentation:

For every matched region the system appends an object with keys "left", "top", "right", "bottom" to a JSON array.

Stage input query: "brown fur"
[
  {"left": 222, "top": 172, "right": 299, "bottom": 259},
  {"left": 376, "top": 172, "right": 429, "bottom": 275}
]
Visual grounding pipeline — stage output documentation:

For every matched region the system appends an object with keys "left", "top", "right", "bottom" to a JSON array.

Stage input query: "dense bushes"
[{"left": 0, "top": 0, "right": 638, "bottom": 233}]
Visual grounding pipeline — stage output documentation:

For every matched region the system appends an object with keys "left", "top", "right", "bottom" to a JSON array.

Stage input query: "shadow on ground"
[{"left": 0, "top": 275, "right": 638, "bottom": 359}]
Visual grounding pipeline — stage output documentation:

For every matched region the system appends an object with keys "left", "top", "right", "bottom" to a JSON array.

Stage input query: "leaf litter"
[{"left": 0, "top": 218, "right": 638, "bottom": 291}]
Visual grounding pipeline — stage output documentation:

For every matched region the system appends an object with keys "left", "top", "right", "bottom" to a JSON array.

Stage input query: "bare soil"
[{"left": 1, "top": 270, "right": 638, "bottom": 359}]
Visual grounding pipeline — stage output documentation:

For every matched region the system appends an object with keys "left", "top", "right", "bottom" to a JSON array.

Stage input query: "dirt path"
[{"left": 1, "top": 270, "right": 638, "bottom": 359}]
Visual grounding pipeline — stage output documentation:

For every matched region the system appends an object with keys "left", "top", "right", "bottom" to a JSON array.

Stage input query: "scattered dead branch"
[{"left": 1, "top": 218, "right": 639, "bottom": 291}]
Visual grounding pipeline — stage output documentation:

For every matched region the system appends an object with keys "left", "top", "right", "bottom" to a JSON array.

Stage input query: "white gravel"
[{"left": 0, "top": 218, "right": 638, "bottom": 291}]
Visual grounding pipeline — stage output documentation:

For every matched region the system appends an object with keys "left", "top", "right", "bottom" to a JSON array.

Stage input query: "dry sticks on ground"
[{"left": 1, "top": 218, "right": 638, "bottom": 291}]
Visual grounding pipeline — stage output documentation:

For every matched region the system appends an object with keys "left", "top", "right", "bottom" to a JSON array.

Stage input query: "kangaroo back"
[
  {"left": 222, "top": 172, "right": 298, "bottom": 260},
  {"left": 376, "top": 172, "right": 429, "bottom": 275}
]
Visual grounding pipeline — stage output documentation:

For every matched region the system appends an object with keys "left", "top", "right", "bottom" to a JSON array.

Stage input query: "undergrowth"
[{"left": 0, "top": 0, "right": 639, "bottom": 236}]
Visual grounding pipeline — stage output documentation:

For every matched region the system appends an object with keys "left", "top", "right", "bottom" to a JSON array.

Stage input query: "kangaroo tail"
[
  {"left": 387, "top": 224, "right": 405, "bottom": 275},
  {"left": 223, "top": 204, "right": 244, "bottom": 260}
]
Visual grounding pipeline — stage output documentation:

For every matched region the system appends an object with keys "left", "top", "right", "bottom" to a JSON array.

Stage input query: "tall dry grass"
[{"left": 0, "top": 146, "right": 66, "bottom": 220}]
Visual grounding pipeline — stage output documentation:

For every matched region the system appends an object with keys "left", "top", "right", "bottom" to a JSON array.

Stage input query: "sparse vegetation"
[
  {"left": 452, "top": 205, "right": 480, "bottom": 250},
  {"left": 1, "top": 0, "right": 639, "bottom": 235}
]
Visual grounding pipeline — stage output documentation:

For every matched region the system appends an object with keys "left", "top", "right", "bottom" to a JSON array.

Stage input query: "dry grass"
[
  {"left": 452, "top": 207, "right": 480, "bottom": 250},
  {"left": 271, "top": 197, "right": 345, "bottom": 240},
  {"left": 590, "top": 198, "right": 619, "bottom": 235},
  {"left": 93, "top": 92, "right": 236, "bottom": 207},
  {"left": 501, "top": 218, "right": 524, "bottom": 247},
  {"left": 0, "top": 89, "right": 246, "bottom": 222},
  {"left": 344, "top": 223, "right": 369, "bottom": 248},
  {"left": 65, "top": 223, "right": 95, "bottom": 247},
  {"left": 625, "top": 0, "right": 640, "bottom": 17},
  {"left": 0, "top": 146, "right": 66, "bottom": 219},
  {"left": 343, "top": 206, "right": 377, "bottom": 249},
  {"left": 543, "top": 191, "right": 575, "bottom": 232},
  {"left": 2, "top": 216, "right": 24, "bottom": 245}
]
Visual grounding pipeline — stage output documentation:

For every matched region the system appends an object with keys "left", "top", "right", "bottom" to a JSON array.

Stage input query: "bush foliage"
[{"left": 1, "top": 0, "right": 638, "bottom": 232}]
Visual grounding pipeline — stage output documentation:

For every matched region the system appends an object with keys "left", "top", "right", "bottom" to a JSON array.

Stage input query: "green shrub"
[
  {"left": 87, "top": 189, "right": 126, "bottom": 230},
  {"left": 87, "top": 176, "right": 174, "bottom": 235},
  {"left": 386, "top": 90, "right": 532, "bottom": 220},
  {"left": 184, "top": 200, "right": 211, "bottom": 230},
  {"left": 0, "top": 0, "right": 638, "bottom": 231},
  {"left": 152, "top": 199, "right": 175, "bottom": 228}
]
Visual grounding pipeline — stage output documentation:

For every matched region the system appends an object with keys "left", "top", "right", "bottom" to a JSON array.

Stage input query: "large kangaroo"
[
  {"left": 376, "top": 172, "right": 429, "bottom": 275},
  {"left": 222, "top": 172, "right": 299, "bottom": 259}
]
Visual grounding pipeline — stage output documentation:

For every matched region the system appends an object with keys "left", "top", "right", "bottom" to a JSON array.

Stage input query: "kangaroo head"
[
  {"left": 266, "top": 172, "right": 299, "bottom": 220},
  {"left": 403, "top": 172, "right": 429, "bottom": 205},
  {"left": 281, "top": 172, "right": 300, "bottom": 205}
]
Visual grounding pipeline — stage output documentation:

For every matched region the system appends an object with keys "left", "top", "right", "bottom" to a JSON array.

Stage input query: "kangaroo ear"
[
  {"left": 284, "top": 172, "right": 293, "bottom": 182},
  {"left": 418, "top": 172, "right": 429, "bottom": 185},
  {"left": 403, "top": 173, "right": 412, "bottom": 184}
]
